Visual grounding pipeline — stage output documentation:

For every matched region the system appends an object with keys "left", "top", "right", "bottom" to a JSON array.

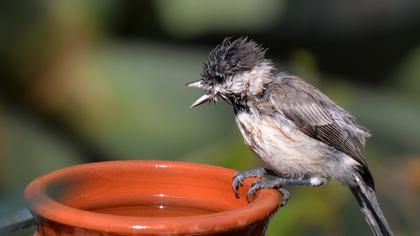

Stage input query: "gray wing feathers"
[{"left": 267, "top": 75, "right": 370, "bottom": 167}]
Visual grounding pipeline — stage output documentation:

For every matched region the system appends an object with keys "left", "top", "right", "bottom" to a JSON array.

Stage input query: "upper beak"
[
  {"left": 186, "top": 79, "right": 213, "bottom": 108},
  {"left": 185, "top": 80, "right": 207, "bottom": 89}
]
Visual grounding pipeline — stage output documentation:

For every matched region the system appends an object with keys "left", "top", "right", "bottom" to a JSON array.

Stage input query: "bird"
[{"left": 186, "top": 37, "right": 394, "bottom": 236}]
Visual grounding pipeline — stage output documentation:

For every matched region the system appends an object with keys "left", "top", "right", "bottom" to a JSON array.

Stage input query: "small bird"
[{"left": 187, "top": 37, "right": 393, "bottom": 236}]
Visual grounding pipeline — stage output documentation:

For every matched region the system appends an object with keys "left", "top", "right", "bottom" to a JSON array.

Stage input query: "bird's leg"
[
  {"left": 232, "top": 167, "right": 277, "bottom": 197},
  {"left": 247, "top": 177, "right": 326, "bottom": 203}
]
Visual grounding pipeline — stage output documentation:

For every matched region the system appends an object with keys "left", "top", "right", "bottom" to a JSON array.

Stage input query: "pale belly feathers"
[{"left": 235, "top": 111, "right": 359, "bottom": 182}]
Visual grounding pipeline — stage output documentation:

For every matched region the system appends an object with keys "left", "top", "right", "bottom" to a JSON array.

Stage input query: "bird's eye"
[{"left": 215, "top": 74, "right": 224, "bottom": 82}]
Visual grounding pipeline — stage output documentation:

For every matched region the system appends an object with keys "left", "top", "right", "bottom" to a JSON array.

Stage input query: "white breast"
[{"left": 235, "top": 111, "right": 358, "bottom": 181}]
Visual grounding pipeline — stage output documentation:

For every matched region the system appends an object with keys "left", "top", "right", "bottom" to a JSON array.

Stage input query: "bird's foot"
[
  {"left": 247, "top": 178, "right": 284, "bottom": 203},
  {"left": 246, "top": 177, "right": 325, "bottom": 203},
  {"left": 246, "top": 180, "right": 291, "bottom": 206},
  {"left": 232, "top": 168, "right": 276, "bottom": 198}
]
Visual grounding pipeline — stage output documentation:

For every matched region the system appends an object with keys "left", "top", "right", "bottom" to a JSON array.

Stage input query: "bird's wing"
[{"left": 267, "top": 75, "right": 370, "bottom": 168}]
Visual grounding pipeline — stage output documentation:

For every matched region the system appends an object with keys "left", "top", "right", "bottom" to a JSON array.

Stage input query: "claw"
[
  {"left": 279, "top": 188, "right": 291, "bottom": 207},
  {"left": 232, "top": 173, "right": 245, "bottom": 198},
  {"left": 246, "top": 180, "right": 263, "bottom": 202}
]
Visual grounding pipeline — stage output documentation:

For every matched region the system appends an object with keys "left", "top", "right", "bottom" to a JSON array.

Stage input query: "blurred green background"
[{"left": 1, "top": 0, "right": 420, "bottom": 235}]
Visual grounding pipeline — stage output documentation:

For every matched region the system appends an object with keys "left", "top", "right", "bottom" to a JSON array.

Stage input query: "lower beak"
[{"left": 190, "top": 93, "right": 214, "bottom": 108}]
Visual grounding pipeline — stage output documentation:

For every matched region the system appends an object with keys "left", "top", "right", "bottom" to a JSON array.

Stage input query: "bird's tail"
[{"left": 350, "top": 174, "right": 394, "bottom": 236}]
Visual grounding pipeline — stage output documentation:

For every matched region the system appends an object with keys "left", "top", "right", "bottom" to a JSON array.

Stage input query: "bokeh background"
[{"left": 1, "top": 1, "right": 420, "bottom": 235}]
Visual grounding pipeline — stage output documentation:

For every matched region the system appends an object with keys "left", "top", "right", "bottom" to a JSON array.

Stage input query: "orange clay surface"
[{"left": 25, "top": 160, "right": 280, "bottom": 235}]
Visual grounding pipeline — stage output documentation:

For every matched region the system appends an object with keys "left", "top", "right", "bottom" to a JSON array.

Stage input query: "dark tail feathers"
[{"left": 350, "top": 174, "right": 394, "bottom": 236}]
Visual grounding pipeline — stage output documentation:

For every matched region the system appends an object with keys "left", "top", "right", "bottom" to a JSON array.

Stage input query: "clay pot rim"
[{"left": 24, "top": 160, "right": 280, "bottom": 234}]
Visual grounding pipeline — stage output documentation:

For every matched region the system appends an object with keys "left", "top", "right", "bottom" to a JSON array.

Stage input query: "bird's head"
[{"left": 187, "top": 37, "right": 274, "bottom": 108}]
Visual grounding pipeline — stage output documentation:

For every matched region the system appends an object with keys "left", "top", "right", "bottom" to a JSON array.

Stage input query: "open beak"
[
  {"left": 185, "top": 80, "right": 207, "bottom": 89},
  {"left": 189, "top": 93, "right": 214, "bottom": 108},
  {"left": 186, "top": 80, "right": 214, "bottom": 108}
]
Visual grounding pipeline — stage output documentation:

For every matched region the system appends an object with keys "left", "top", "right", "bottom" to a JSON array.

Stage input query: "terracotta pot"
[{"left": 24, "top": 160, "right": 280, "bottom": 235}]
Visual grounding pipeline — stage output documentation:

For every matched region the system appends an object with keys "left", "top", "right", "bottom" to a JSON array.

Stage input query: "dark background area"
[{"left": 1, "top": 1, "right": 419, "bottom": 235}]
